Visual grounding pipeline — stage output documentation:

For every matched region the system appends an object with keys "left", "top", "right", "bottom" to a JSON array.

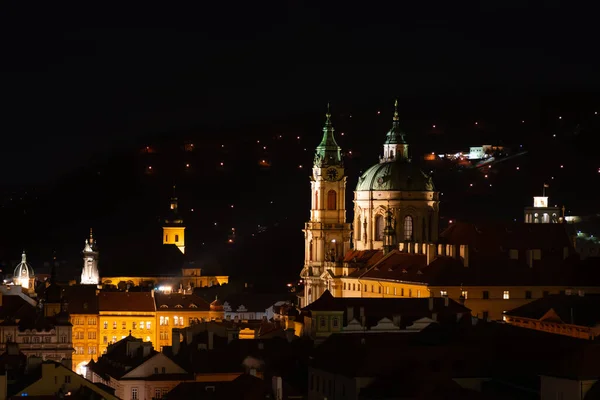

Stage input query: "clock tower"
[{"left": 300, "top": 105, "right": 352, "bottom": 307}]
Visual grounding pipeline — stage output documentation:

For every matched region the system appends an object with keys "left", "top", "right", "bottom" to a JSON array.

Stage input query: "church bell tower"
[
  {"left": 163, "top": 191, "right": 185, "bottom": 254},
  {"left": 300, "top": 105, "right": 352, "bottom": 307},
  {"left": 81, "top": 228, "right": 100, "bottom": 285}
]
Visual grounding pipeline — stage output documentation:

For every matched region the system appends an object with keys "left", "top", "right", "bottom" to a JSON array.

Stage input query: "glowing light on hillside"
[
  {"left": 474, "top": 122, "right": 478, "bottom": 125},
  {"left": 377, "top": 111, "right": 381, "bottom": 115},
  {"left": 560, "top": 165, "right": 564, "bottom": 168},
  {"left": 432, "top": 124, "right": 436, "bottom": 128},
  {"left": 298, "top": 165, "right": 303, "bottom": 169},
  {"left": 186, "top": 163, "right": 190, "bottom": 168},
  {"left": 220, "top": 162, "right": 224, "bottom": 166},
  {"left": 516, "top": 167, "right": 520, "bottom": 170},
  {"left": 559, "top": 116, "right": 562, "bottom": 120}
]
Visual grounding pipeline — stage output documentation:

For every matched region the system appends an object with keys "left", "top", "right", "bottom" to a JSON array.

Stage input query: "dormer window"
[
  {"left": 175, "top": 305, "right": 183, "bottom": 308},
  {"left": 160, "top": 304, "right": 168, "bottom": 308},
  {"left": 190, "top": 303, "right": 197, "bottom": 308}
]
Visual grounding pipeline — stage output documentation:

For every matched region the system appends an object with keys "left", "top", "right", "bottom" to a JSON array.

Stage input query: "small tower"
[
  {"left": 382, "top": 207, "right": 396, "bottom": 254},
  {"left": 524, "top": 184, "right": 562, "bottom": 223},
  {"left": 300, "top": 104, "right": 352, "bottom": 306},
  {"left": 13, "top": 251, "right": 34, "bottom": 290},
  {"left": 381, "top": 100, "right": 409, "bottom": 162},
  {"left": 81, "top": 228, "right": 100, "bottom": 285},
  {"left": 163, "top": 188, "right": 185, "bottom": 254}
]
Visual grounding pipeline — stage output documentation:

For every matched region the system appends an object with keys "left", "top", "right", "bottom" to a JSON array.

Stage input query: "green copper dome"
[{"left": 356, "top": 160, "right": 434, "bottom": 192}]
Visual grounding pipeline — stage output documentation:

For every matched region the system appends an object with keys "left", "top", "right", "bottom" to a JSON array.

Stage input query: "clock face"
[{"left": 326, "top": 168, "right": 339, "bottom": 181}]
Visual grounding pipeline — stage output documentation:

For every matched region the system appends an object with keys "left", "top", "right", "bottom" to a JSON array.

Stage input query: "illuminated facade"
[
  {"left": 524, "top": 194, "right": 563, "bottom": 224},
  {"left": 98, "top": 292, "right": 157, "bottom": 355},
  {"left": 13, "top": 252, "right": 35, "bottom": 290},
  {"left": 163, "top": 196, "right": 185, "bottom": 254},
  {"left": 300, "top": 105, "right": 352, "bottom": 306},
  {"left": 80, "top": 229, "right": 100, "bottom": 285},
  {"left": 154, "top": 293, "right": 221, "bottom": 350}
]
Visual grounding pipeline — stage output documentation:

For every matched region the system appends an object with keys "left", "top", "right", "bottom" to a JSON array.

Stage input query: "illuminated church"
[
  {"left": 299, "top": 102, "right": 600, "bottom": 321},
  {"left": 300, "top": 101, "right": 438, "bottom": 305}
]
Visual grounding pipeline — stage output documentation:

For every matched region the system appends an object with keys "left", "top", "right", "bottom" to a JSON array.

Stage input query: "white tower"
[
  {"left": 81, "top": 228, "right": 99, "bottom": 285},
  {"left": 13, "top": 251, "right": 34, "bottom": 289},
  {"left": 300, "top": 105, "right": 352, "bottom": 307}
]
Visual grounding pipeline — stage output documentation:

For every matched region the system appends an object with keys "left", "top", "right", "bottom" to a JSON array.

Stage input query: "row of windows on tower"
[
  {"left": 357, "top": 215, "right": 414, "bottom": 241},
  {"left": 103, "top": 321, "right": 152, "bottom": 330}
]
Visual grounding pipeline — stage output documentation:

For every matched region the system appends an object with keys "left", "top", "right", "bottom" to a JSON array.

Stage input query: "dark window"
[
  {"left": 375, "top": 215, "right": 384, "bottom": 240},
  {"left": 482, "top": 291, "right": 489, "bottom": 299},
  {"left": 175, "top": 234, "right": 179, "bottom": 242},
  {"left": 404, "top": 215, "right": 414, "bottom": 240},
  {"left": 525, "top": 291, "right": 532, "bottom": 299},
  {"left": 327, "top": 190, "right": 337, "bottom": 210}
]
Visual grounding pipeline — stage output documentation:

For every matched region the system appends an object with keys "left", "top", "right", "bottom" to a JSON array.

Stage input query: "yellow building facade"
[
  {"left": 154, "top": 292, "right": 223, "bottom": 350},
  {"left": 98, "top": 292, "right": 157, "bottom": 355}
]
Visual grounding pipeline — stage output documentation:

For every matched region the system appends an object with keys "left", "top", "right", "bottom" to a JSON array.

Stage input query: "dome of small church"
[
  {"left": 356, "top": 160, "right": 434, "bottom": 192},
  {"left": 13, "top": 252, "right": 34, "bottom": 279}
]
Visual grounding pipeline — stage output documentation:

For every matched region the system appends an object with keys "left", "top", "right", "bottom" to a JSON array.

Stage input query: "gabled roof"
[
  {"left": 98, "top": 292, "right": 155, "bottom": 312},
  {"left": 505, "top": 294, "right": 600, "bottom": 327},
  {"left": 223, "top": 292, "right": 295, "bottom": 313},
  {"left": 88, "top": 335, "right": 158, "bottom": 380},
  {"left": 154, "top": 292, "right": 210, "bottom": 311}
]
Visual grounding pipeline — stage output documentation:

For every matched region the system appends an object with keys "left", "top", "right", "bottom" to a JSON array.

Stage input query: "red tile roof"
[
  {"left": 98, "top": 292, "right": 156, "bottom": 312},
  {"left": 154, "top": 293, "right": 210, "bottom": 311}
]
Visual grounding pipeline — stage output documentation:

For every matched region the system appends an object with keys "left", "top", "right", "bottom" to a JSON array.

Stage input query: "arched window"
[
  {"left": 403, "top": 215, "right": 413, "bottom": 241},
  {"left": 314, "top": 191, "right": 319, "bottom": 209},
  {"left": 327, "top": 190, "right": 337, "bottom": 210},
  {"left": 356, "top": 216, "right": 362, "bottom": 241},
  {"left": 175, "top": 234, "right": 179, "bottom": 242},
  {"left": 375, "top": 215, "right": 384, "bottom": 241}
]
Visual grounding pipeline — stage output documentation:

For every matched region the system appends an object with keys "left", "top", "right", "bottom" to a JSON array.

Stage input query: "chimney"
[
  {"left": 172, "top": 329, "right": 181, "bottom": 355},
  {"left": 347, "top": 307, "right": 354, "bottom": 324},
  {"left": 285, "top": 328, "right": 295, "bottom": 343},
  {"left": 426, "top": 243, "right": 437, "bottom": 265},
  {"left": 359, "top": 306, "right": 365, "bottom": 320},
  {"left": 460, "top": 245, "right": 469, "bottom": 267},
  {"left": 428, "top": 296, "right": 434, "bottom": 312},
  {"left": 208, "top": 331, "right": 214, "bottom": 350},
  {"left": 444, "top": 296, "right": 449, "bottom": 307},
  {"left": 527, "top": 250, "right": 533, "bottom": 268}
]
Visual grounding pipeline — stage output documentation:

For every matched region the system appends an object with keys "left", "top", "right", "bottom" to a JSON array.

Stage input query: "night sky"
[
  {"left": 1, "top": 3, "right": 600, "bottom": 287},
  {"left": 3, "top": 2, "right": 600, "bottom": 184}
]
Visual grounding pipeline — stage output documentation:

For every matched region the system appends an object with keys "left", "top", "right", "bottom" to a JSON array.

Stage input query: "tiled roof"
[
  {"left": 440, "top": 221, "right": 572, "bottom": 251},
  {"left": 154, "top": 293, "right": 210, "bottom": 311},
  {"left": 0, "top": 295, "right": 34, "bottom": 321},
  {"left": 505, "top": 294, "right": 600, "bottom": 327},
  {"left": 347, "top": 248, "right": 600, "bottom": 287},
  {"left": 223, "top": 292, "right": 295, "bottom": 312},
  {"left": 303, "top": 290, "right": 470, "bottom": 328},
  {"left": 88, "top": 335, "right": 158, "bottom": 380},
  {"left": 61, "top": 285, "right": 99, "bottom": 314},
  {"left": 98, "top": 292, "right": 155, "bottom": 312}
]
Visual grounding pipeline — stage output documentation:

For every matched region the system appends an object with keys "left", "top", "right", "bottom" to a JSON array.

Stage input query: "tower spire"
[
  {"left": 314, "top": 103, "right": 342, "bottom": 168},
  {"left": 382, "top": 99, "right": 409, "bottom": 162}
]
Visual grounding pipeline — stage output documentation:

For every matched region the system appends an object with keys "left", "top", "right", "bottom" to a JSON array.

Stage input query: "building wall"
[
  {"left": 71, "top": 314, "right": 99, "bottom": 375},
  {"left": 16, "top": 362, "right": 118, "bottom": 399},
  {"left": 155, "top": 310, "right": 220, "bottom": 350},
  {"left": 308, "top": 367, "right": 362, "bottom": 400},
  {"left": 99, "top": 312, "right": 156, "bottom": 355},
  {"left": 101, "top": 276, "right": 229, "bottom": 289},
  {"left": 0, "top": 325, "right": 73, "bottom": 369},
  {"left": 540, "top": 376, "right": 597, "bottom": 400},
  {"left": 504, "top": 316, "right": 600, "bottom": 340},
  {"left": 122, "top": 353, "right": 186, "bottom": 378}
]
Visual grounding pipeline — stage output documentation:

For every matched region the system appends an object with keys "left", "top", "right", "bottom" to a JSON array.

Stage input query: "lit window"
[
  {"left": 160, "top": 316, "right": 165, "bottom": 326},
  {"left": 417, "top": 290, "right": 421, "bottom": 298},
  {"left": 503, "top": 291, "right": 510, "bottom": 300},
  {"left": 440, "top": 290, "right": 448, "bottom": 297},
  {"left": 140, "top": 321, "right": 145, "bottom": 330},
  {"left": 386, "top": 287, "right": 389, "bottom": 294},
  {"left": 174, "top": 316, "right": 179, "bottom": 326},
  {"left": 461, "top": 290, "right": 468, "bottom": 299},
  {"left": 403, "top": 216, "right": 413, "bottom": 241},
  {"left": 179, "top": 316, "right": 183, "bottom": 326},
  {"left": 112, "top": 321, "right": 116, "bottom": 329},
  {"left": 147, "top": 321, "right": 151, "bottom": 329},
  {"left": 146, "top": 336, "right": 150, "bottom": 342},
  {"left": 132, "top": 388, "right": 138, "bottom": 400},
  {"left": 103, "top": 321, "right": 108, "bottom": 329},
  {"left": 165, "top": 317, "right": 169, "bottom": 326},
  {"left": 394, "top": 287, "right": 397, "bottom": 296}
]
